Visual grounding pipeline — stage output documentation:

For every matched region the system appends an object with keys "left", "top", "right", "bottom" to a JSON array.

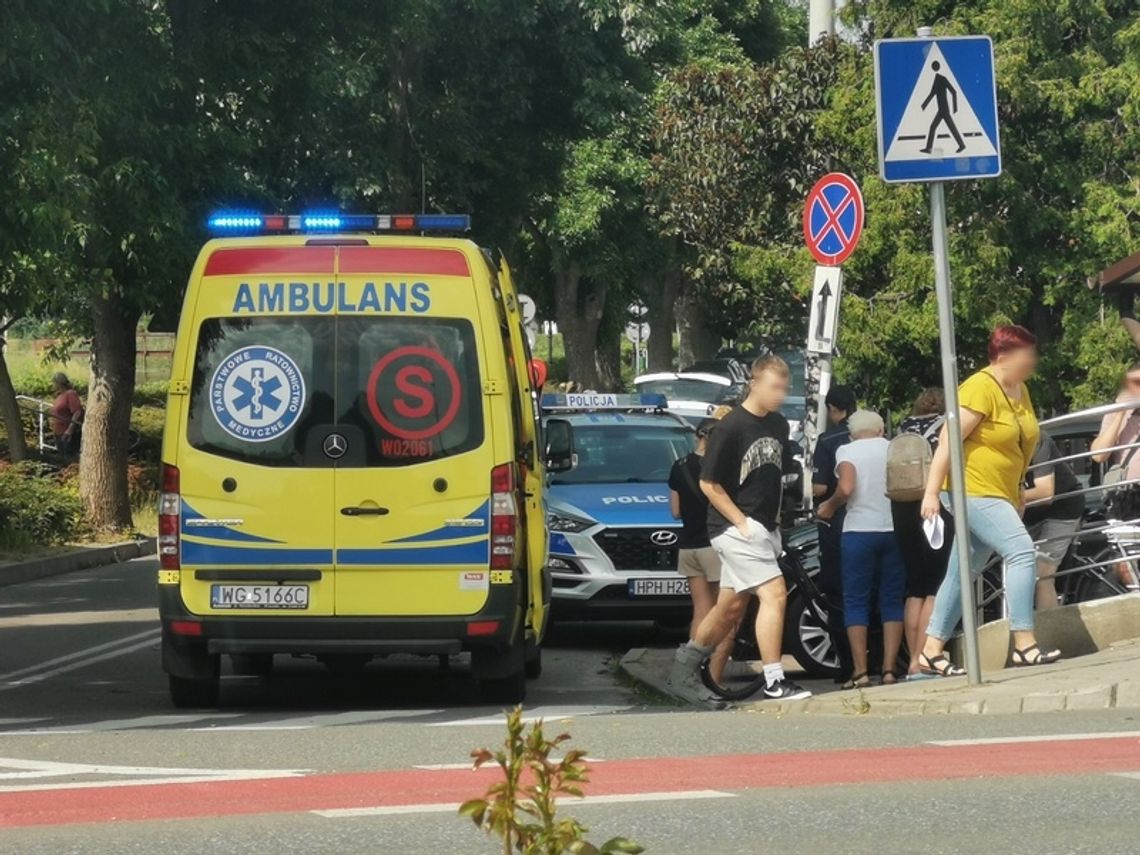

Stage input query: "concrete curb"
[
  {"left": 620, "top": 593, "right": 1140, "bottom": 718},
  {"left": 0, "top": 538, "right": 156, "bottom": 588}
]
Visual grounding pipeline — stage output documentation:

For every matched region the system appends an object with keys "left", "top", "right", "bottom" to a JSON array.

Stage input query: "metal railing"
[
  {"left": 978, "top": 399, "right": 1140, "bottom": 622},
  {"left": 16, "top": 395, "right": 57, "bottom": 452}
]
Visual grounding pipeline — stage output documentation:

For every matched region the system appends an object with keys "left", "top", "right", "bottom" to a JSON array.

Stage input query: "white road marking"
[
  {"left": 188, "top": 709, "right": 443, "bottom": 732},
  {"left": 314, "top": 789, "right": 735, "bottom": 818},
  {"left": 9, "top": 713, "right": 242, "bottom": 735},
  {"left": 428, "top": 705, "right": 631, "bottom": 727},
  {"left": 0, "top": 756, "right": 307, "bottom": 793},
  {"left": 928, "top": 731, "right": 1140, "bottom": 747},
  {"left": 0, "top": 628, "right": 159, "bottom": 685},
  {"left": 0, "top": 634, "right": 160, "bottom": 692},
  {"left": 1111, "top": 772, "right": 1140, "bottom": 781}
]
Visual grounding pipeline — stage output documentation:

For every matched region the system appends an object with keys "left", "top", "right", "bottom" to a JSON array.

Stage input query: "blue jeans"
[
  {"left": 840, "top": 531, "right": 906, "bottom": 627},
  {"left": 927, "top": 495, "right": 1037, "bottom": 639}
]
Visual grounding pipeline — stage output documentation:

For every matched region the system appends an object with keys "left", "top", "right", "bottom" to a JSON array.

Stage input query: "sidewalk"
[
  {"left": 621, "top": 621, "right": 1140, "bottom": 718},
  {"left": 0, "top": 538, "right": 155, "bottom": 588}
]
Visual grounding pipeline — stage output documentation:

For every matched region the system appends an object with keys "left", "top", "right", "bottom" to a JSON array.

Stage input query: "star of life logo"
[{"left": 210, "top": 346, "right": 306, "bottom": 442}]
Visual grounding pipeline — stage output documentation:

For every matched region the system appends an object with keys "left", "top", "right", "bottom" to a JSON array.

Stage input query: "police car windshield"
[
  {"left": 634, "top": 378, "right": 734, "bottom": 404},
  {"left": 551, "top": 424, "right": 695, "bottom": 485}
]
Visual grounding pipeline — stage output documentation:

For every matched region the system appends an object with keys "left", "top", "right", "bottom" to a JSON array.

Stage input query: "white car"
[{"left": 632, "top": 372, "right": 739, "bottom": 425}]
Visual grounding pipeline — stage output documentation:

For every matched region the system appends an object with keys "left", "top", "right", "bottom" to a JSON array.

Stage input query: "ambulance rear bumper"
[{"left": 158, "top": 582, "right": 522, "bottom": 661}]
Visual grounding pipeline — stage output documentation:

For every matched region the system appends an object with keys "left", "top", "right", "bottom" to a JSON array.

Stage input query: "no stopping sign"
[{"left": 366, "top": 346, "right": 462, "bottom": 441}]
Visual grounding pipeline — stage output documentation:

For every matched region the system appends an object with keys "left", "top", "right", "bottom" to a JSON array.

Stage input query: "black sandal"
[
  {"left": 918, "top": 653, "right": 966, "bottom": 677},
  {"left": 842, "top": 672, "right": 871, "bottom": 690},
  {"left": 880, "top": 671, "right": 899, "bottom": 686},
  {"left": 1011, "top": 644, "right": 1061, "bottom": 667}
]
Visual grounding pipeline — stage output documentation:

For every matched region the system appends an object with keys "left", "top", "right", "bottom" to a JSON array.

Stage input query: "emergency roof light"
[
  {"left": 206, "top": 211, "right": 472, "bottom": 235},
  {"left": 540, "top": 393, "right": 669, "bottom": 413}
]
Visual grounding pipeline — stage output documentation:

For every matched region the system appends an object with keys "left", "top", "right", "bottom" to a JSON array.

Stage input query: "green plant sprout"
[{"left": 459, "top": 706, "right": 643, "bottom": 855}]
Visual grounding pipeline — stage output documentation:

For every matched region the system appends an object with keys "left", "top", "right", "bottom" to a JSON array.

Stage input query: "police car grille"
[{"left": 594, "top": 529, "right": 678, "bottom": 571}]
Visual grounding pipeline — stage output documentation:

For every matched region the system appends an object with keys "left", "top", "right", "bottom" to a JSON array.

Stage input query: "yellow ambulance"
[{"left": 158, "top": 213, "right": 553, "bottom": 707}]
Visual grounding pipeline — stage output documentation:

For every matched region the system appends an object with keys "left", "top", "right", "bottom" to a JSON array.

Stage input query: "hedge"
[{"left": 0, "top": 463, "right": 88, "bottom": 549}]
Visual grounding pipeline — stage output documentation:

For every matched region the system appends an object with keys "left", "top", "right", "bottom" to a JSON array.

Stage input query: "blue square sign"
[{"left": 874, "top": 36, "right": 1001, "bottom": 183}]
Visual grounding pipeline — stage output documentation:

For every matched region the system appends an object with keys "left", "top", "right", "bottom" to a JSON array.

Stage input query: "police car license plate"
[
  {"left": 210, "top": 584, "right": 309, "bottom": 609},
  {"left": 628, "top": 578, "right": 689, "bottom": 597}
]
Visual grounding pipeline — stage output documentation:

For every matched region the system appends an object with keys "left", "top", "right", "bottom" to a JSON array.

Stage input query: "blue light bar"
[
  {"left": 206, "top": 210, "right": 472, "bottom": 235},
  {"left": 417, "top": 214, "right": 471, "bottom": 232},
  {"left": 208, "top": 213, "right": 263, "bottom": 231},
  {"left": 541, "top": 393, "right": 668, "bottom": 412}
]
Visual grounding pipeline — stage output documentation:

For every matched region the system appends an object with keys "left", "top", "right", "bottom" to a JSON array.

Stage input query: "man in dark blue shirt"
[{"left": 811, "top": 384, "right": 857, "bottom": 677}]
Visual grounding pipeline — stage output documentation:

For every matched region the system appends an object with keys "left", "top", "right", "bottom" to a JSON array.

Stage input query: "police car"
[{"left": 541, "top": 393, "right": 696, "bottom": 621}]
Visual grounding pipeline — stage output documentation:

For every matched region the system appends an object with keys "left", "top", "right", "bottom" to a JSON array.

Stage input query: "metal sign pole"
[{"left": 929, "top": 180, "right": 982, "bottom": 684}]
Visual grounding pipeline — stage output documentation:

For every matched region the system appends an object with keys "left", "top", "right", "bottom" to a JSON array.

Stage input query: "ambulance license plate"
[
  {"left": 210, "top": 584, "right": 309, "bottom": 609},
  {"left": 628, "top": 577, "right": 689, "bottom": 597}
]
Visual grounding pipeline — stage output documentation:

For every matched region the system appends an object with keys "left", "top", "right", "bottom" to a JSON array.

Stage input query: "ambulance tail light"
[
  {"left": 158, "top": 464, "right": 181, "bottom": 571},
  {"left": 490, "top": 463, "right": 519, "bottom": 570}
]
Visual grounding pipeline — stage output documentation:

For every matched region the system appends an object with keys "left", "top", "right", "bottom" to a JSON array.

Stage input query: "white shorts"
[{"left": 710, "top": 521, "right": 782, "bottom": 593}]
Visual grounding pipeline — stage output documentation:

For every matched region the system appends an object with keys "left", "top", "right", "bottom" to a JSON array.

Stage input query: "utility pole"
[{"left": 809, "top": 0, "right": 835, "bottom": 46}]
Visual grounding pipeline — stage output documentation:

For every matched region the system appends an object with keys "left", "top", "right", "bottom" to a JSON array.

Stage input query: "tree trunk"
[
  {"left": 595, "top": 331, "right": 622, "bottom": 391},
  {"left": 552, "top": 264, "right": 606, "bottom": 390},
  {"left": 79, "top": 294, "right": 138, "bottom": 531},
  {"left": 642, "top": 269, "right": 680, "bottom": 372},
  {"left": 675, "top": 285, "right": 720, "bottom": 367},
  {"left": 0, "top": 337, "right": 28, "bottom": 463}
]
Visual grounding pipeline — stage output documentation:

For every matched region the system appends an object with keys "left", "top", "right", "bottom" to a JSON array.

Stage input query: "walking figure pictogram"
[{"left": 920, "top": 61, "right": 966, "bottom": 154}]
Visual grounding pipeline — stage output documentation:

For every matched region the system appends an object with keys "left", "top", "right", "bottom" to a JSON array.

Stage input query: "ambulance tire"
[
  {"left": 525, "top": 642, "right": 542, "bottom": 680},
  {"left": 169, "top": 674, "right": 220, "bottom": 709},
  {"left": 481, "top": 669, "right": 527, "bottom": 704},
  {"left": 231, "top": 653, "right": 273, "bottom": 677},
  {"left": 474, "top": 645, "right": 527, "bottom": 703}
]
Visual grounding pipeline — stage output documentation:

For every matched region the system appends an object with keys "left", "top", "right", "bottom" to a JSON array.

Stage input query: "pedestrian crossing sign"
[{"left": 874, "top": 35, "right": 1001, "bottom": 183}]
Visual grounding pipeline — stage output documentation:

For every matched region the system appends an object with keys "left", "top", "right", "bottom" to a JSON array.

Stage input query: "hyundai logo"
[
  {"left": 650, "top": 530, "right": 678, "bottom": 547},
  {"left": 323, "top": 432, "right": 347, "bottom": 460}
]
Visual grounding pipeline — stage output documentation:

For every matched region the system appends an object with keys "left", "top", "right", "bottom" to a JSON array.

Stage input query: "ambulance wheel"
[
  {"left": 169, "top": 674, "right": 220, "bottom": 709},
  {"left": 231, "top": 653, "right": 273, "bottom": 677},
  {"left": 481, "top": 669, "right": 527, "bottom": 704},
  {"left": 525, "top": 643, "right": 542, "bottom": 680}
]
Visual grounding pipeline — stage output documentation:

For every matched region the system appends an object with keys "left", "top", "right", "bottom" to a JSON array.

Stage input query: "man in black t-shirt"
[
  {"left": 665, "top": 356, "right": 811, "bottom": 704},
  {"left": 1024, "top": 432, "right": 1085, "bottom": 610},
  {"left": 810, "top": 385, "right": 857, "bottom": 677}
]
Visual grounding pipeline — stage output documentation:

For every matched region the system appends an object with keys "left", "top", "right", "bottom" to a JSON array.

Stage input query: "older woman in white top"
[{"left": 817, "top": 410, "right": 906, "bottom": 688}]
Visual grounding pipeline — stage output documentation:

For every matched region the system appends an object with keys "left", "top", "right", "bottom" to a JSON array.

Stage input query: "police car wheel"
[{"left": 168, "top": 674, "right": 220, "bottom": 709}]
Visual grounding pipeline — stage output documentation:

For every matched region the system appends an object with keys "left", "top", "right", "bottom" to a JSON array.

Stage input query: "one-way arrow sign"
[{"left": 807, "top": 265, "right": 843, "bottom": 354}]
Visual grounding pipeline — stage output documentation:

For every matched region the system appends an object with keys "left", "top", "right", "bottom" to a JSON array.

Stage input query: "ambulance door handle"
[{"left": 340, "top": 506, "right": 390, "bottom": 517}]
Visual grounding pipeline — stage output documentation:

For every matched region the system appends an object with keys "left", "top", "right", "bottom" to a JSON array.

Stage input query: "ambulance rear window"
[
  {"left": 186, "top": 316, "right": 484, "bottom": 468},
  {"left": 187, "top": 317, "right": 331, "bottom": 466}
]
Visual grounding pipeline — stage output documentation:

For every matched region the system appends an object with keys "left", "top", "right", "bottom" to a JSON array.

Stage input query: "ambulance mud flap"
[{"left": 162, "top": 627, "right": 219, "bottom": 681}]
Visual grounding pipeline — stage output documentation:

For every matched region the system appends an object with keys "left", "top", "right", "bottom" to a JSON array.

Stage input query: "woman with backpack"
[
  {"left": 886, "top": 388, "right": 954, "bottom": 678},
  {"left": 919, "top": 325, "right": 1060, "bottom": 676}
]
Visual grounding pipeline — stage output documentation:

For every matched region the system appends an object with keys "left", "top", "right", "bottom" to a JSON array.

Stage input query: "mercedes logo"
[
  {"left": 650, "top": 530, "right": 678, "bottom": 547},
  {"left": 322, "top": 433, "right": 347, "bottom": 460}
]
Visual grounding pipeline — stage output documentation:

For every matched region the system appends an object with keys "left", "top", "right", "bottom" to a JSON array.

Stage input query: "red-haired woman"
[{"left": 918, "top": 325, "right": 1060, "bottom": 675}]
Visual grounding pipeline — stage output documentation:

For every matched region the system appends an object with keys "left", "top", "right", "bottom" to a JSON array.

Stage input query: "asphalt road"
[{"left": 1, "top": 558, "right": 1139, "bottom": 853}]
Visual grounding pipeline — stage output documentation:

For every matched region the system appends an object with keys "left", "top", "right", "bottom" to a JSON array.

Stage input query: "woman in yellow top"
[{"left": 918, "top": 325, "right": 1061, "bottom": 676}]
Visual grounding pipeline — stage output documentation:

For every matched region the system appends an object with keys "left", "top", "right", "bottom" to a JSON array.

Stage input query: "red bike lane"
[{"left": 2, "top": 734, "right": 1138, "bottom": 828}]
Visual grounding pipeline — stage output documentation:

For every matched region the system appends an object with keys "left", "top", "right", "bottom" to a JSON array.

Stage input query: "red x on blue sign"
[{"left": 803, "top": 173, "right": 865, "bottom": 266}]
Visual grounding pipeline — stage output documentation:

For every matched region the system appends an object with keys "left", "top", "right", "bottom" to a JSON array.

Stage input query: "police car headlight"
[{"left": 548, "top": 512, "right": 593, "bottom": 533}]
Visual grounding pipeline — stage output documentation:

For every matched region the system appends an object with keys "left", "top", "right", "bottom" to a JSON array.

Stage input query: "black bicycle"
[{"left": 698, "top": 533, "right": 833, "bottom": 701}]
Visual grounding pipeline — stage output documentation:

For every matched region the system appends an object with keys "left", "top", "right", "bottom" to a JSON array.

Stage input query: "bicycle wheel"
[{"left": 698, "top": 655, "right": 766, "bottom": 701}]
